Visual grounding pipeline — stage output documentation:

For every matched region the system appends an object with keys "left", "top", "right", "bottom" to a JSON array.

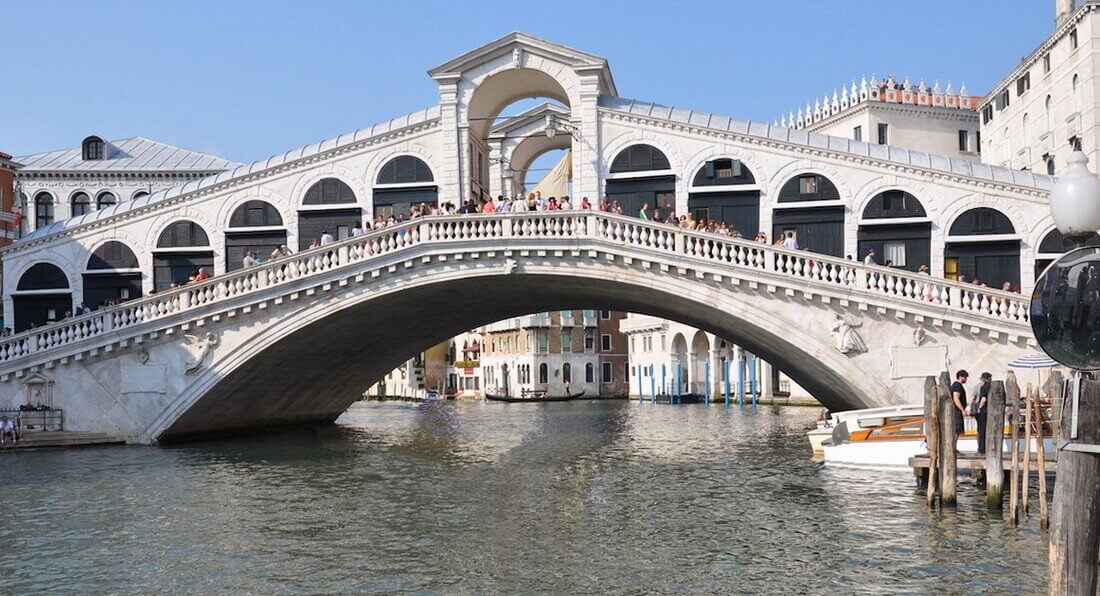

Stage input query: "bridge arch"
[
  {"left": 148, "top": 247, "right": 916, "bottom": 440},
  {"left": 604, "top": 142, "right": 678, "bottom": 218},
  {"left": 83, "top": 240, "right": 142, "bottom": 310},
  {"left": 297, "top": 176, "right": 363, "bottom": 249},
  {"left": 944, "top": 207, "right": 1021, "bottom": 289},
  {"left": 224, "top": 200, "right": 287, "bottom": 271},
  {"left": 371, "top": 155, "right": 438, "bottom": 219},
  {"left": 13, "top": 262, "right": 72, "bottom": 332},
  {"left": 772, "top": 171, "right": 846, "bottom": 257},
  {"left": 856, "top": 190, "right": 931, "bottom": 272},
  {"left": 686, "top": 152, "right": 762, "bottom": 236},
  {"left": 152, "top": 220, "right": 214, "bottom": 291}
]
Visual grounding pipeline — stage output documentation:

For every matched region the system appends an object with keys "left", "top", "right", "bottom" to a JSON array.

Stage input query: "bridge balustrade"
[{"left": 0, "top": 211, "right": 1031, "bottom": 368}]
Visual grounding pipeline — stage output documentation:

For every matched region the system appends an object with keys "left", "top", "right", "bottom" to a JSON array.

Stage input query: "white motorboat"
[{"left": 807, "top": 404, "right": 924, "bottom": 454}]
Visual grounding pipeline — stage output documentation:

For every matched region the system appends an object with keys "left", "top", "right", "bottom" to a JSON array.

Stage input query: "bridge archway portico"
[{"left": 430, "top": 32, "right": 615, "bottom": 204}]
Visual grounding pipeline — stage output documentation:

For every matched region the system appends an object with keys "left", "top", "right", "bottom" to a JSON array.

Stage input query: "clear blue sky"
[{"left": 3, "top": 0, "right": 1051, "bottom": 165}]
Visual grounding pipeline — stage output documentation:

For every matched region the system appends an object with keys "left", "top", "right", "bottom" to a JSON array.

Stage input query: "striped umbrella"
[
  {"left": 1008, "top": 354, "right": 1061, "bottom": 369},
  {"left": 1008, "top": 353, "right": 1062, "bottom": 393}
]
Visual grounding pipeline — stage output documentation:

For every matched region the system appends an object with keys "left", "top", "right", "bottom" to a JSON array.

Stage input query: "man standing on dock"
[
  {"left": 974, "top": 372, "right": 991, "bottom": 454},
  {"left": 950, "top": 370, "right": 970, "bottom": 446}
]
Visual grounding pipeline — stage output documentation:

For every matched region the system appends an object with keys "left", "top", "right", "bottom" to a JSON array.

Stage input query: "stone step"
[{"left": 2, "top": 432, "right": 123, "bottom": 450}]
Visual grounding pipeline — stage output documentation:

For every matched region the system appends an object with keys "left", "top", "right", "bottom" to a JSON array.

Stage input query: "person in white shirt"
[
  {"left": 351, "top": 224, "right": 364, "bottom": 236},
  {"left": 863, "top": 249, "right": 877, "bottom": 266},
  {"left": 499, "top": 197, "right": 512, "bottom": 213},
  {"left": 242, "top": 252, "right": 257, "bottom": 268},
  {"left": 535, "top": 191, "right": 547, "bottom": 212},
  {"left": 0, "top": 415, "right": 16, "bottom": 446},
  {"left": 782, "top": 232, "right": 799, "bottom": 250},
  {"left": 513, "top": 197, "right": 528, "bottom": 212},
  {"left": 559, "top": 196, "right": 572, "bottom": 210},
  {"left": 320, "top": 230, "right": 335, "bottom": 246}
]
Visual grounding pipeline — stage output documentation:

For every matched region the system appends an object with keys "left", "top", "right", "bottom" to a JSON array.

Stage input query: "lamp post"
[{"left": 1045, "top": 150, "right": 1100, "bottom": 595}]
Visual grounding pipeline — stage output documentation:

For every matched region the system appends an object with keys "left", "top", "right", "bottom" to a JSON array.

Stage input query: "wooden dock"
[
  {"left": 0, "top": 431, "right": 124, "bottom": 451},
  {"left": 910, "top": 452, "right": 1056, "bottom": 481}
]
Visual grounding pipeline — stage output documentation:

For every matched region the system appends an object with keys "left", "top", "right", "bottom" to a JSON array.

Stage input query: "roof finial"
[
  {"left": 959, "top": 82, "right": 969, "bottom": 96},
  {"left": 932, "top": 80, "right": 942, "bottom": 94}
]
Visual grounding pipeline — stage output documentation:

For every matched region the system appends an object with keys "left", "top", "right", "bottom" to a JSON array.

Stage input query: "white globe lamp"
[{"left": 1050, "top": 150, "right": 1100, "bottom": 244}]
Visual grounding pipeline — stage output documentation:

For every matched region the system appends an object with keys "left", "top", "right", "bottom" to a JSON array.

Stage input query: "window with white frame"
[{"left": 602, "top": 362, "right": 613, "bottom": 383}]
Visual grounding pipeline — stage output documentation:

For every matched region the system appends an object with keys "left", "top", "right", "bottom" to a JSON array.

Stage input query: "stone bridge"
[{"left": 0, "top": 212, "right": 1034, "bottom": 443}]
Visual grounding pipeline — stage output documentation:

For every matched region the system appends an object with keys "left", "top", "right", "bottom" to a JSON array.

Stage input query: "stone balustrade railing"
[{"left": 0, "top": 211, "right": 1031, "bottom": 368}]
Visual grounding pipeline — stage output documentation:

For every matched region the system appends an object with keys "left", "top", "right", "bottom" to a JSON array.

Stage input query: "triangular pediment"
[
  {"left": 489, "top": 102, "right": 571, "bottom": 138},
  {"left": 429, "top": 31, "right": 617, "bottom": 96}
]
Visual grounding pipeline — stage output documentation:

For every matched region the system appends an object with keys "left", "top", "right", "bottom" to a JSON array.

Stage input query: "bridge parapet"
[{"left": 0, "top": 211, "right": 1032, "bottom": 377}]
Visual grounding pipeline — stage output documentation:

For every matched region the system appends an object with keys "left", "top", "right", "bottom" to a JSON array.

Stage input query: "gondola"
[{"left": 484, "top": 390, "right": 585, "bottom": 403}]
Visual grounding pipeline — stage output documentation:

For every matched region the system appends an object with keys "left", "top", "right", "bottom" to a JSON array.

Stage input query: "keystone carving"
[
  {"left": 832, "top": 316, "right": 867, "bottom": 355},
  {"left": 183, "top": 332, "right": 220, "bottom": 375},
  {"left": 912, "top": 327, "right": 926, "bottom": 346}
]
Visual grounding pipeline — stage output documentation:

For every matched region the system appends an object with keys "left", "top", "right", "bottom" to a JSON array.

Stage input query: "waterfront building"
[
  {"left": 0, "top": 151, "right": 21, "bottom": 248},
  {"left": 620, "top": 314, "right": 814, "bottom": 402},
  {"left": 14, "top": 136, "right": 238, "bottom": 235},
  {"left": 979, "top": 0, "right": 1098, "bottom": 176},
  {"left": 480, "top": 310, "right": 600, "bottom": 397},
  {"left": 447, "top": 331, "right": 483, "bottom": 398},
  {"left": 783, "top": 75, "right": 982, "bottom": 163},
  {"left": 597, "top": 310, "right": 629, "bottom": 397}
]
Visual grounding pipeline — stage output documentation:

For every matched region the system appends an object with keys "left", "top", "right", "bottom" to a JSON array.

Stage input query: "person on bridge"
[
  {"left": 580, "top": 197, "right": 591, "bottom": 210},
  {"left": 320, "top": 230, "right": 335, "bottom": 246},
  {"left": 863, "top": 249, "right": 877, "bottom": 266},
  {"left": 950, "top": 370, "right": 970, "bottom": 444},
  {"left": 782, "top": 231, "right": 799, "bottom": 250},
  {"left": 639, "top": 203, "right": 650, "bottom": 220},
  {"left": 242, "top": 252, "right": 257, "bottom": 268}
]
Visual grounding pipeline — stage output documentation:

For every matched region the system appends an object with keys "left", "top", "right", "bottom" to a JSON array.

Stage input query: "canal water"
[{"left": 2, "top": 400, "right": 1049, "bottom": 592}]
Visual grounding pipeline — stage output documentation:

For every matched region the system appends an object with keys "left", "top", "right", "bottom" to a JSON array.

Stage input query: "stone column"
[
  {"left": 435, "top": 75, "right": 462, "bottom": 207},
  {"left": 572, "top": 74, "right": 602, "bottom": 203}
]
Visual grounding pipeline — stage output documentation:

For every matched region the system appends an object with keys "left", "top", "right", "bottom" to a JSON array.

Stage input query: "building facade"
[
  {"left": 1, "top": 32, "right": 1059, "bottom": 337},
  {"left": 0, "top": 152, "right": 21, "bottom": 249},
  {"left": 784, "top": 75, "right": 982, "bottom": 163},
  {"left": 979, "top": 0, "right": 1098, "bottom": 176},
  {"left": 597, "top": 309, "right": 629, "bottom": 397},
  {"left": 480, "top": 310, "right": 600, "bottom": 397},
  {"left": 620, "top": 314, "right": 813, "bottom": 402}
]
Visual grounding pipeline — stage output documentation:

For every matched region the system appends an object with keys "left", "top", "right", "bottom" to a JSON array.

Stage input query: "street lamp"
[
  {"left": 1051, "top": 151, "right": 1100, "bottom": 244},
  {"left": 1039, "top": 149, "right": 1100, "bottom": 595}
]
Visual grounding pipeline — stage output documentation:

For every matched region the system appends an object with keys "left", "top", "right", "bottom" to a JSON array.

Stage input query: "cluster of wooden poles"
[{"left": 922, "top": 369, "right": 1059, "bottom": 525}]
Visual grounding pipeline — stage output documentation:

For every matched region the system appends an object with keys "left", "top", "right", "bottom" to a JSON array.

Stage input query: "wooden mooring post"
[
  {"left": 924, "top": 375, "right": 939, "bottom": 507},
  {"left": 938, "top": 371, "right": 958, "bottom": 506},
  {"left": 986, "top": 378, "right": 1007, "bottom": 509},
  {"left": 1033, "top": 389, "right": 1049, "bottom": 529},
  {"left": 1022, "top": 385, "right": 1034, "bottom": 516},
  {"left": 1008, "top": 374, "right": 1022, "bottom": 525},
  {"left": 1049, "top": 377, "right": 1100, "bottom": 595}
]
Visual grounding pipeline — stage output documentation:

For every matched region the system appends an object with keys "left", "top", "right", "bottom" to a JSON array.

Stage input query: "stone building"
[
  {"left": 782, "top": 75, "right": 982, "bottom": 163},
  {"left": 0, "top": 151, "right": 21, "bottom": 248},
  {"left": 597, "top": 309, "right": 629, "bottom": 397},
  {"left": 480, "top": 310, "right": 600, "bottom": 397},
  {"left": 979, "top": 0, "right": 1098, "bottom": 176}
]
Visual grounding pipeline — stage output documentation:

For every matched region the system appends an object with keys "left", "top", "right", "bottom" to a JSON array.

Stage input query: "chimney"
[{"left": 1057, "top": 0, "right": 1078, "bottom": 27}]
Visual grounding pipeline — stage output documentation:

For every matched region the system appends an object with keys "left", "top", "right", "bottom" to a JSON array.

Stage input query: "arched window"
[
  {"left": 1021, "top": 113, "right": 1029, "bottom": 148},
  {"left": 97, "top": 192, "right": 116, "bottom": 209},
  {"left": 132, "top": 191, "right": 149, "bottom": 200},
  {"left": 229, "top": 200, "right": 283, "bottom": 228},
  {"left": 84, "top": 242, "right": 142, "bottom": 310},
  {"left": 17, "top": 263, "right": 69, "bottom": 291},
  {"left": 1073, "top": 74, "right": 1081, "bottom": 113},
  {"left": 303, "top": 178, "right": 356, "bottom": 205},
  {"left": 563, "top": 363, "right": 572, "bottom": 383},
  {"left": 87, "top": 241, "right": 139, "bottom": 270},
  {"left": 82, "top": 136, "right": 105, "bottom": 161},
  {"left": 862, "top": 190, "right": 927, "bottom": 219},
  {"left": 539, "top": 363, "right": 548, "bottom": 384},
  {"left": 692, "top": 158, "right": 755, "bottom": 186},
  {"left": 1046, "top": 95, "right": 1054, "bottom": 133},
  {"left": 34, "top": 192, "right": 54, "bottom": 229},
  {"left": 778, "top": 173, "right": 841, "bottom": 202},
  {"left": 376, "top": 156, "right": 434, "bottom": 184},
  {"left": 71, "top": 192, "right": 91, "bottom": 217},
  {"left": 157, "top": 220, "right": 210, "bottom": 248},
  {"left": 948, "top": 208, "right": 1016, "bottom": 236},
  {"left": 609, "top": 144, "right": 670, "bottom": 173},
  {"left": 585, "top": 363, "right": 594, "bottom": 383}
]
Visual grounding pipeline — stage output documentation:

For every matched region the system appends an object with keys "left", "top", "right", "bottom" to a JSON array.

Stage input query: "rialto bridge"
[{"left": 0, "top": 32, "right": 1058, "bottom": 441}]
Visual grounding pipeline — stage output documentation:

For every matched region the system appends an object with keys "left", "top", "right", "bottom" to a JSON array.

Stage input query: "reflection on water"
[{"left": 0, "top": 401, "right": 1048, "bottom": 592}]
